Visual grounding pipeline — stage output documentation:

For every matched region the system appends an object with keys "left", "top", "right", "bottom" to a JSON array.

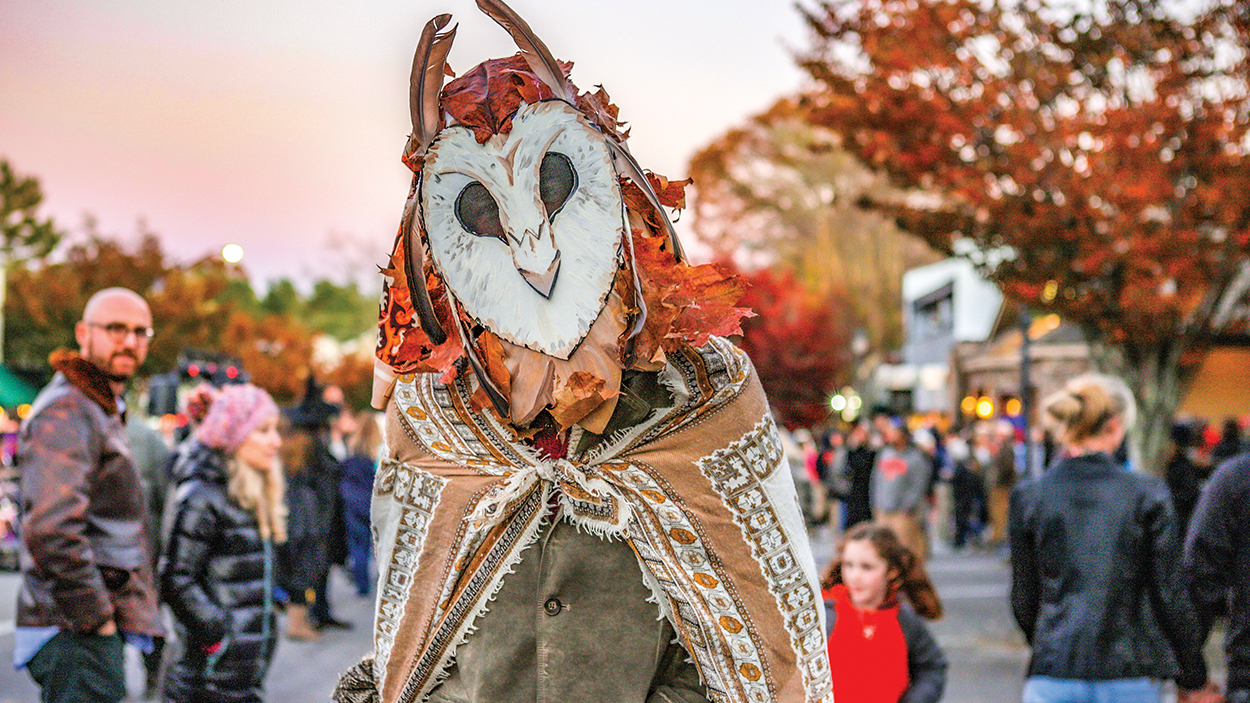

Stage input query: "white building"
[{"left": 876, "top": 258, "right": 1002, "bottom": 415}]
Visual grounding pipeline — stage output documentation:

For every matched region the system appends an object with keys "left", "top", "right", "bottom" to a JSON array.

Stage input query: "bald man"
[{"left": 15, "top": 288, "right": 163, "bottom": 703}]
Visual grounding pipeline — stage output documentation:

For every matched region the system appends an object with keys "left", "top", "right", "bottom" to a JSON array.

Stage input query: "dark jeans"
[
  {"left": 26, "top": 631, "right": 126, "bottom": 703},
  {"left": 343, "top": 499, "right": 373, "bottom": 596}
]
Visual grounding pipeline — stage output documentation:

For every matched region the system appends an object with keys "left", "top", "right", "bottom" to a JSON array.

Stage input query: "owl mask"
[{"left": 374, "top": 0, "right": 750, "bottom": 432}]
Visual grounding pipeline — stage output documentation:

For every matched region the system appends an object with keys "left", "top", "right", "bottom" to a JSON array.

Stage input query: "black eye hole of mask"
[
  {"left": 539, "top": 152, "right": 577, "bottom": 219},
  {"left": 455, "top": 182, "right": 506, "bottom": 241}
]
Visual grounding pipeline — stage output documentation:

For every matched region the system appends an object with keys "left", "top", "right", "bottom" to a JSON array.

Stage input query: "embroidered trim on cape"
[
  {"left": 696, "top": 414, "right": 833, "bottom": 703},
  {"left": 374, "top": 458, "right": 448, "bottom": 690}
]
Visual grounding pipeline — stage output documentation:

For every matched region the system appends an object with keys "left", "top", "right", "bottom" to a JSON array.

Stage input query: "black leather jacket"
[
  {"left": 1009, "top": 453, "right": 1208, "bottom": 689},
  {"left": 160, "top": 440, "right": 278, "bottom": 701}
]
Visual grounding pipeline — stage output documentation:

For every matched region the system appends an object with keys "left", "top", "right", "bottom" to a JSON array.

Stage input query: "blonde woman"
[
  {"left": 160, "top": 384, "right": 287, "bottom": 703},
  {"left": 1008, "top": 374, "right": 1214, "bottom": 703}
]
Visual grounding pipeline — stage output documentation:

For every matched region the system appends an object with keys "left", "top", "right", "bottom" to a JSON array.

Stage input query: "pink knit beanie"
[{"left": 195, "top": 384, "right": 279, "bottom": 454}]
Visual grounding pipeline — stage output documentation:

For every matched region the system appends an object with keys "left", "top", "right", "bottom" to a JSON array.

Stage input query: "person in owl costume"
[{"left": 333, "top": 2, "right": 833, "bottom": 702}]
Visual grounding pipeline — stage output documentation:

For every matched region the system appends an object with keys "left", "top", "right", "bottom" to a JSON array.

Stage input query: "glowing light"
[
  {"left": 1006, "top": 398, "right": 1022, "bottom": 416},
  {"left": 976, "top": 398, "right": 995, "bottom": 418},
  {"left": 226, "top": 366, "right": 239, "bottom": 380},
  {"left": 1041, "top": 280, "right": 1059, "bottom": 302},
  {"left": 222, "top": 244, "right": 244, "bottom": 263},
  {"left": 830, "top": 395, "right": 847, "bottom": 412},
  {"left": 960, "top": 396, "right": 977, "bottom": 415},
  {"left": 187, "top": 364, "right": 200, "bottom": 377},
  {"left": 17, "top": 404, "right": 33, "bottom": 420}
]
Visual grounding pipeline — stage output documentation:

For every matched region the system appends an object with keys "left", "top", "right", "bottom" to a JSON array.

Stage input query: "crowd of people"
[
  {"left": 783, "top": 410, "right": 1032, "bottom": 560},
  {"left": 11, "top": 284, "right": 1250, "bottom": 703},
  {"left": 784, "top": 372, "right": 1250, "bottom": 703},
  {"left": 12, "top": 288, "right": 382, "bottom": 702}
]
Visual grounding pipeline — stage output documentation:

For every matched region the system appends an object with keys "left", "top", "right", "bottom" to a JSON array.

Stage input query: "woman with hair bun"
[
  {"left": 1009, "top": 374, "right": 1217, "bottom": 703},
  {"left": 160, "top": 384, "right": 287, "bottom": 702}
]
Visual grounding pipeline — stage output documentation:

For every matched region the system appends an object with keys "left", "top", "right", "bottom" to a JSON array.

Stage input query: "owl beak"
[{"left": 518, "top": 251, "right": 561, "bottom": 298}]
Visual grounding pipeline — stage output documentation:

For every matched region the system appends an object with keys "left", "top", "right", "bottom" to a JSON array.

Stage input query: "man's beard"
[{"left": 88, "top": 349, "right": 139, "bottom": 383}]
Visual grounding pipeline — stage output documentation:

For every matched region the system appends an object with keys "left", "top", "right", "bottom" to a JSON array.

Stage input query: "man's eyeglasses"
[{"left": 87, "top": 322, "right": 155, "bottom": 342}]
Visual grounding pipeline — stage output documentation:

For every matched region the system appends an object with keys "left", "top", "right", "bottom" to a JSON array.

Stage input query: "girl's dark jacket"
[
  {"left": 159, "top": 440, "right": 277, "bottom": 702},
  {"left": 1009, "top": 452, "right": 1208, "bottom": 689}
]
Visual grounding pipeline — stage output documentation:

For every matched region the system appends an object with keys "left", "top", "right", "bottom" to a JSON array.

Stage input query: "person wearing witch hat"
[{"left": 279, "top": 376, "right": 349, "bottom": 639}]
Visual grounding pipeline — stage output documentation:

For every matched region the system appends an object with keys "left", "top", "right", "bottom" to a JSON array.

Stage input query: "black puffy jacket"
[
  {"left": 160, "top": 440, "right": 278, "bottom": 702},
  {"left": 1009, "top": 452, "right": 1208, "bottom": 689}
]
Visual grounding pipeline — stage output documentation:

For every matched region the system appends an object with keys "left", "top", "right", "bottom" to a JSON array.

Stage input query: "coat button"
[{"left": 543, "top": 597, "right": 562, "bottom": 616}]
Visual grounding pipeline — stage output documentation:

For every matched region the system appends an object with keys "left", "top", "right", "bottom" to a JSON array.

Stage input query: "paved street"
[
  {"left": 0, "top": 534, "right": 1226, "bottom": 702},
  {"left": 0, "top": 567, "right": 376, "bottom": 703}
]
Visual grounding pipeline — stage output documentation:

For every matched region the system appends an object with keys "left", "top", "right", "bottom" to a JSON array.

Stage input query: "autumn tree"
[
  {"left": 799, "top": 0, "right": 1250, "bottom": 471},
  {"left": 734, "top": 265, "right": 852, "bottom": 428},
  {"left": 689, "top": 99, "right": 939, "bottom": 355},
  {"left": 0, "top": 160, "right": 64, "bottom": 362},
  {"left": 5, "top": 228, "right": 318, "bottom": 403}
]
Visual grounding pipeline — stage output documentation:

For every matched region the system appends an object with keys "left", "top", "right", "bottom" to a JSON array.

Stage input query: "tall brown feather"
[
  {"left": 401, "top": 182, "right": 448, "bottom": 345},
  {"left": 608, "top": 141, "right": 686, "bottom": 263},
  {"left": 475, "top": 0, "right": 575, "bottom": 103},
  {"left": 408, "top": 14, "right": 456, "bottom": 157}
]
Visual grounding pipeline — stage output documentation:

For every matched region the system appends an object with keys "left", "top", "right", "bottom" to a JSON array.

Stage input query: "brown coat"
[{"left": 16, "top": 353, "right": 162, "bottom": 635}]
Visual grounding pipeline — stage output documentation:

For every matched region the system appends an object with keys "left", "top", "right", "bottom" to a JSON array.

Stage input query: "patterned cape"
[{"left": 364, "top": 338, "right": 833, "bottom": 703}]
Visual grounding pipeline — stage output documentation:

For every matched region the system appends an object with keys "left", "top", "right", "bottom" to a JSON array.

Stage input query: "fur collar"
[{"left": 50, "top": 349, "right": 119, "bottom": 415}]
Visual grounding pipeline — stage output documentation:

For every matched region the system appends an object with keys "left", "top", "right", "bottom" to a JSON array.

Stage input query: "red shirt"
[{"left": 824, "top": 584, "right": 909, "bottom": 703}]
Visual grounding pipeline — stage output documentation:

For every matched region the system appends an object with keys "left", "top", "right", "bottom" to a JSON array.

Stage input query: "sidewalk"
[{"left": 0, "top": 567, "right": 375, "bottom": 703}]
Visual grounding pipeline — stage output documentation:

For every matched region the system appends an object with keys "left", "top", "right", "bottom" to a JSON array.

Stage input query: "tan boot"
[{"left": 286, "top": 604, "right": 320, "bottom": 641}]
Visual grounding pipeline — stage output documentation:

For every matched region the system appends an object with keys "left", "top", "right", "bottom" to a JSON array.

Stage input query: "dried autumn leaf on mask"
[
  {"left": 632, "top": 233, "right": 754, "bottom": 353},
  {"left": 576, "top": 86, "right": 629, "bottom": 143},
  {"left": 549, "top": 371, "right": 616, "bottom": 429},
  {"left": 441, "top": 55, "right": 569, "bottom": 144},
  {"left": 476, "top": 330, "right": 513, "bottom": 401},
  {"left": 375, "top": 225, "right": 465, "bottom": 377},
  {"left": 620, "top": 177, "right": 692, "bottom": 239}
]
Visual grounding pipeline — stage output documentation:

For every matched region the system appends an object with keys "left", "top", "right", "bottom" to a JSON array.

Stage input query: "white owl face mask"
[
  {"left": 374, "top": 0, "right": 690, "bottom": 420},
  {"left": 420, "top": 100, "right": 626, "bottom": 359}
]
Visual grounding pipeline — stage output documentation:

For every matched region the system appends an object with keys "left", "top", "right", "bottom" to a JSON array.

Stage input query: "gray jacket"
[{"left": 871, "top": 445, "right": 932, "bottom": 514}]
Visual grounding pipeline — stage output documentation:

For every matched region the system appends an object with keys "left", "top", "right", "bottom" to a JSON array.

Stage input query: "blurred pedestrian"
[
  {"left": 872, "top": 418, "right": 932, "bottom": 561},
  {"left": 127, "top": 415, "right": 174, "bottom": 697},
  {"left": 985, "top": 420, "right": 1018, "bottom": 546},
  {"left": 15, "top": 287, "right": 163, "bottom": 703},
  {"left": 820, "top": 522, "right": 946, "bottom": 703},
  {"left": 339, "top": 411, "right": 381, "bottom": 597},
  {"left": 842, "top": 421, "right": 876, "bottom": 529},
  {"left": 1165, "top": 422, "right": 1209, "bottom": 536},
  {"left": 947, "top": 433, "right": 986, "bottom": 550},
  {"left": 1010, "top": 374, "right": 1210, "bottom": 703},
  {"left": 279, "top": 378, "right": 347, "bottom": 638},
  {"left": 1210, "top": 416, "right": 1244, "bottom": 468},
  {"left": 1183, "top": 448, "right": 1250, "bottom": 703},
  {"left": 160, "top": 384, "right": 287, "bottom": 703}
]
